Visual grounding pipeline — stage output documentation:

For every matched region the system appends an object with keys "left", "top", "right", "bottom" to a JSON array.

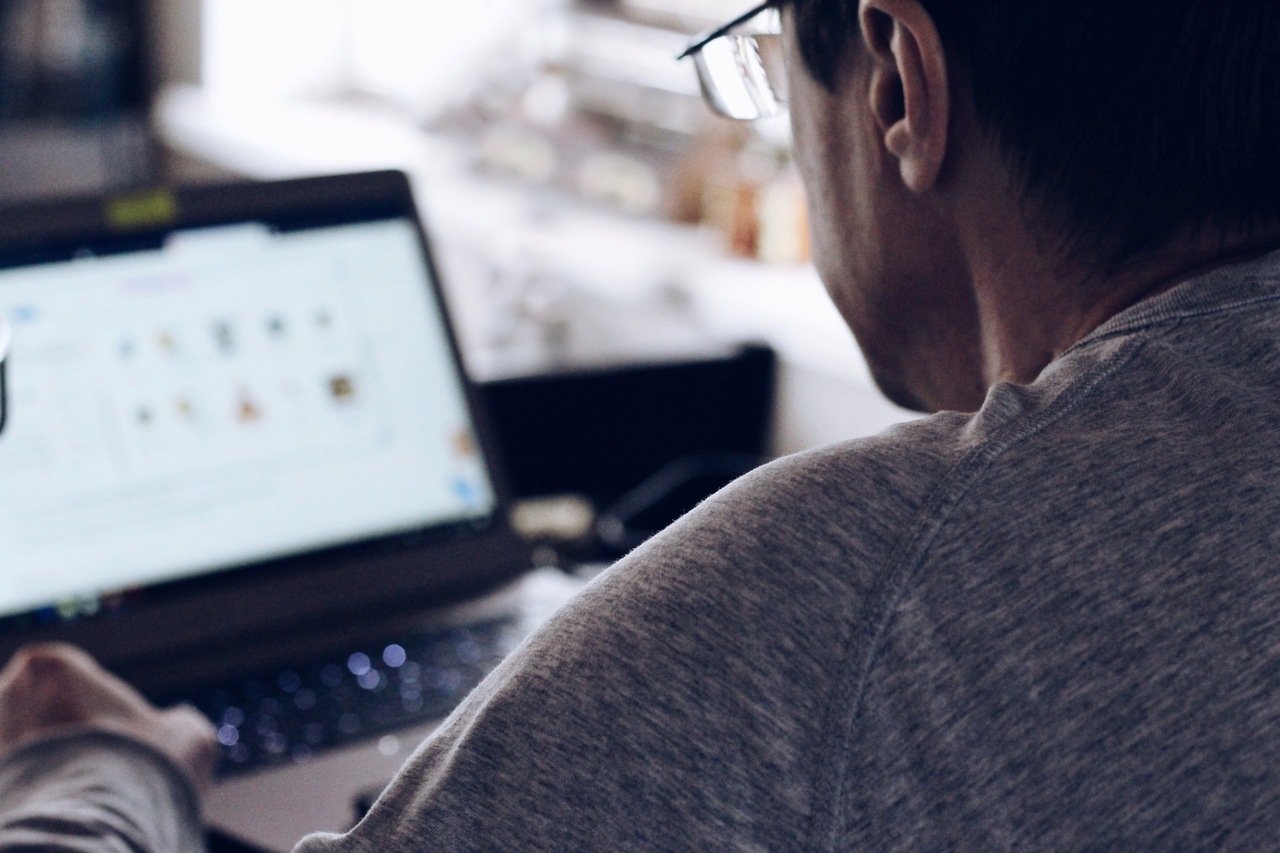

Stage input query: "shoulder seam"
[{"left": 804, "top": 330, "right": 1150, "bottom": 849}]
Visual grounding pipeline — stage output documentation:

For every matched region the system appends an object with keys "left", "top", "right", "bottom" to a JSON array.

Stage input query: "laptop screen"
[{"left": 0, "top": 189, "right": 498, "bottom": 629}]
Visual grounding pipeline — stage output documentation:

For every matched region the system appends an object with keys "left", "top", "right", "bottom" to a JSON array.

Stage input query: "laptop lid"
[{"left": 0, "top": 171, "right": 530, "bottom": 691}]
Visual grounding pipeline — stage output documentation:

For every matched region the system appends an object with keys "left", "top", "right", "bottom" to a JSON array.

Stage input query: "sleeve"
[
  {"left": 0, "top": 730, "right": 205, "bottom": 853},
  {"left": 293, "top": 449, "right": 893, "bottom": 852}
]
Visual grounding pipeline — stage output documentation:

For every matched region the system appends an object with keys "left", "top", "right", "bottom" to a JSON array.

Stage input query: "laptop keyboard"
[{"left": 168, "top": 617, "right": 526, "bottom": 776}]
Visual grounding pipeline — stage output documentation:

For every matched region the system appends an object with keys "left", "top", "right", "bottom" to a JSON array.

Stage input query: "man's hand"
[{"left": 0, "top": 643, "right": 218, "bottom": 792}]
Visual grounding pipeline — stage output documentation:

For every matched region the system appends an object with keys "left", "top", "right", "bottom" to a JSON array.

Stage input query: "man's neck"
[{"left": 963, "top": 220, "right": 1280, "bottom": 390}]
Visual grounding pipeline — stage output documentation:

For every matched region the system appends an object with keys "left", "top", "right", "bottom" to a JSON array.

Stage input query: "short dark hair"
[{"left": 789, "top": 1, "right": 1280, "bottom": 267}]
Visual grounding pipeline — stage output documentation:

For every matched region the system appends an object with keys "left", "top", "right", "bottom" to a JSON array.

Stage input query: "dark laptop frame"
[{"left": 0, "top": 171, "right": 530, "bottom": 693}]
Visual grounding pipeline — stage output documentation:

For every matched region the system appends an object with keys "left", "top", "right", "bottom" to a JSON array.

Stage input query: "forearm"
[{"left": 0, "top": 731, "right": 204, "bottom": 852}]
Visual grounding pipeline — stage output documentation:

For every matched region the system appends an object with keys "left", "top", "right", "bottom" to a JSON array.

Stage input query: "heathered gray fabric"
[
  {"left": 0, "top": 731, "right": 204, "bottom": 852},
  {"left": 5, "top": 253, "right": 1280, "bottom": 850},
  {"left": 298, "top": 251, "right": 1280, "bottom": 850}
]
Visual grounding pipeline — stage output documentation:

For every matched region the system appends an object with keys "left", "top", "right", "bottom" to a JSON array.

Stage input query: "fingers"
[
  {"left": 0, "top": 644, "right": 219, "bottom": 791},
  {"left": 0, "top": 644, "right": 146, "bottom": 737},
  {"left": 0, "top": 643, "right": 94, "bottom": 695},
  {"left": 160, "top": 704, "right": 222, "bottom": 791},
  {"left": 0, "top": 643, "right": 103, "bottom": 743}
]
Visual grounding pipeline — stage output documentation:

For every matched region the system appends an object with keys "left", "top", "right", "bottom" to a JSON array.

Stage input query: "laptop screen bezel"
[{"left": 0, "top": 171, "right": 530, "bottom": 680}]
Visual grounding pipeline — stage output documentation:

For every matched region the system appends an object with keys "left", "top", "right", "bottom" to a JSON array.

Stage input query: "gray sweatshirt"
[{"left": 7, "top": 253, "right": 1280, "bottom": 850}]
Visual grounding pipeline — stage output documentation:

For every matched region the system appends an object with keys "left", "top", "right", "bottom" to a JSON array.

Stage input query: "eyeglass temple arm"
[
  {"left": 0, "top": 319, "right": 8, "bottom": 436},
  {"left": 677, "top": 0, "right": 777, "bottom": 60}
]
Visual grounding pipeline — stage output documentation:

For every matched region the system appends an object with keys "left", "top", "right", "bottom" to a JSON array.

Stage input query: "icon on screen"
[
  {"left": 328, "top": 374, "right": 357, "bottom": 404},
  {"left": 213, "top": 321, "right": 237, "bottom": 354},
  {"left": 452, "top": 429, "right": 476, "bottom": 459},
  {"left": 451, "top": 477, "right": 479, "bottom": 506},
  {"left": 267, "top": 314, "right": 288, "bottom": 339},
  {"left": 236, "top": 390, "right": 264, "bottom": 423}
]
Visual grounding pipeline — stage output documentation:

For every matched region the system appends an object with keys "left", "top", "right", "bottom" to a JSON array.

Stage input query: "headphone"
[{"left": 0, "top": 315, "right": 9, "bottom": 436}]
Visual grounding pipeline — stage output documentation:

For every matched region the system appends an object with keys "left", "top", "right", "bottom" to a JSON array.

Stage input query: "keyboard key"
[{"left": 164, "top": 616, "right": 522, "bottom": 776}]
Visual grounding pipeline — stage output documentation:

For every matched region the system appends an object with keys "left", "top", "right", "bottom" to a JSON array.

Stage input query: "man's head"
[
  {"left": 790, "top": 0, "right": 1280, "bottom": 266},
  {"left": 780, "top": 0, "right": 1280, "bottom": 411}
]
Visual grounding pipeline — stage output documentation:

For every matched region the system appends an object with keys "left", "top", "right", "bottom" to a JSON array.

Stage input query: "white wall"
[{"left": 185, "top": 0, "right": 544, "bottom": 113}]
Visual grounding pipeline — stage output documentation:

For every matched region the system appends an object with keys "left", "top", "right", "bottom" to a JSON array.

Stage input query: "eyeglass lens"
[{"left": 693, "top": 30, "right": 787, "bottom": 121}]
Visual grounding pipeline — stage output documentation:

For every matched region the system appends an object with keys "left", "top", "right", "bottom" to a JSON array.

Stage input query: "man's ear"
[{"left": 858, "top": 0, "right": 949, "bottom": 193}]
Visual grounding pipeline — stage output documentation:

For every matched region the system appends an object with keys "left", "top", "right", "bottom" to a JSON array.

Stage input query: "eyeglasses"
[
  {"left": 678, "top": 1, "right": 787, "bottom": 121},
  {"left": 0, "top": 316, "right": 9, "bottom": 436}
]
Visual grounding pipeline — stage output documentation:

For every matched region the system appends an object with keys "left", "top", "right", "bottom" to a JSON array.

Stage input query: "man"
[{"left": 3, "top": 0, "right": 1280, "bottom": 847}]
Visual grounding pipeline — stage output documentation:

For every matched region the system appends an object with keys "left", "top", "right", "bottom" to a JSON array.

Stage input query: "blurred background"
[{"left": 0, "top": 0, "right": 915, "bottom": 556}]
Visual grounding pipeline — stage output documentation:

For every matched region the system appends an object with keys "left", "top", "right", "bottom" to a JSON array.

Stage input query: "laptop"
[{"left": 0, "top": 171, "right": 543, "bottom": 849}]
